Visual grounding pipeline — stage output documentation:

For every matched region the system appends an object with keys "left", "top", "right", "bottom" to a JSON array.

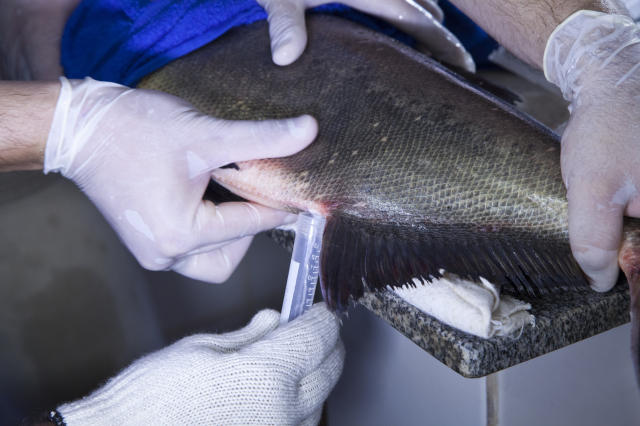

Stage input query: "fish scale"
[
  {"left": 136, "top": 18, "right": 640, "bottom": 384},
  {"left": 139, "top": 15, "right": 627, "bottom": 308}
]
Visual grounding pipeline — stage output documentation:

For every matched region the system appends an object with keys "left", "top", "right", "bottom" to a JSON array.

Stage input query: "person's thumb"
[
  {"left": 258, "top": 0, "right": 307, "bottom": 66},
  {"left": 209, "top": 114, "right": 317, "bottom": 167},
  {"left": 567, "top": 179, "right": 623, "bottom": 292},
  {"left": 185, "top": 309, "right": 281, "bottom": 352}
]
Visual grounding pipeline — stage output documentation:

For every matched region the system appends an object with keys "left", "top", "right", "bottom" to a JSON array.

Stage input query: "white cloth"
[
  {"left": 58, "top": 304, "right": 344, "bottom": 426},
  {"left": 394, "top": 272, "right": 534, "bottom": 338}
]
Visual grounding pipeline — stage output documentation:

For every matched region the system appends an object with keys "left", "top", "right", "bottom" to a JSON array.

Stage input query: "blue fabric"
[
  {"left": 63, "top": 0, "right": 274, "bottom": 86},
  {"left": 61, "top": 0, "right": 497, "bottom": 87}
]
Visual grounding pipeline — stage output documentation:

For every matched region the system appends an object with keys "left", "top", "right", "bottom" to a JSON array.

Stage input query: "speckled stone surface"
[
  {"left": 268, "top": 230, "right": 631, "bottom": 378},
  {"left": 360, "top": 283, "right": 630, "bottom": 378}
]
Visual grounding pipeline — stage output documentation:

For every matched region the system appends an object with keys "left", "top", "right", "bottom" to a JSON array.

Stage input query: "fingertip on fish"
[
  {"left": 585, "top": 263, "right": 619, "bottom": 292},
  {"left": 287, "top": 114, "right": 318, "bottom": 142},
  {"left": 272, "top": 38, "right": 303, "bottom": 66}
]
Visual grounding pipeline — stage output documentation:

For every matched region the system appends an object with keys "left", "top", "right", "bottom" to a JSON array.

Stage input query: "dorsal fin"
[{"left": 319, "top": 215, "right": 588, "bottom": 311}]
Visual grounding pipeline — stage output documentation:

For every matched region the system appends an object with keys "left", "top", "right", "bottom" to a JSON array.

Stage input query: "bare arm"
[
  {"left": 448, "top": 0, "right": 629, "bottom": 67},
  {"left": 0, "top": 81, "right": 59, "bottom": 171}
]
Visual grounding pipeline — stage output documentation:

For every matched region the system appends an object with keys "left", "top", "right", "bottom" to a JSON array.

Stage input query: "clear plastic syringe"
[{"left": 280, "top": 212, "right": 326, "bottom": 324}]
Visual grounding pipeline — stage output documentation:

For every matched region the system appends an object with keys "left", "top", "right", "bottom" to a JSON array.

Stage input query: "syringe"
[{"left": 280, "top": 212, "right": 326, "bottom": 324}]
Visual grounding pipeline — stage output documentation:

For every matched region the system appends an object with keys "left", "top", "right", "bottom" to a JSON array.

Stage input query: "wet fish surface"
[
  {"left": 139, "top": 14, "right": 640, "bottom": 383},
  {"left": 140, "top": 15, "right": 592, "bottom": 307}
]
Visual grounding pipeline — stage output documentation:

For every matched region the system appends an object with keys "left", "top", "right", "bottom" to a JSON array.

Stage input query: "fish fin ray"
[{"left": 319, "top": 215, "right": 588, "bottom": 311}]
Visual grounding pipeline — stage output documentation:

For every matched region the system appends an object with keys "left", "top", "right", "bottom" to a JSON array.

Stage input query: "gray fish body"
[{"left": 140, "top": 15, "right": 584, "bottom": 309}]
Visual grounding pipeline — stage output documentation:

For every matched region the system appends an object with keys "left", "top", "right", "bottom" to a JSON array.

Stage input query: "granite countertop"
[
  {"left": 359, "top": 283, "right": 630, "bottom": 378},
  {"left": 269, "top": 229, "right": 630, "bottom": 378}
]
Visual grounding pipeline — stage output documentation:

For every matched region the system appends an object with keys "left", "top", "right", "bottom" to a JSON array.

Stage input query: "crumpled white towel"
[{"left": 393, "top": 271, "right": 535, "bottom": 339}]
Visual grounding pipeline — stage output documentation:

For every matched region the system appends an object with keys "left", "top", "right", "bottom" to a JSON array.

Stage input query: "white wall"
[
  {"left": 328, "top": 304, "right": 640, "bottom": 425},
  {"left": 327, "top": 305, "right": 486, "bottom": 426}
]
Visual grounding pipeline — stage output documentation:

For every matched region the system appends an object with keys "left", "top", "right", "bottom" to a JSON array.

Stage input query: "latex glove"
[
  {"left": 44, "top": 77, "right": 317, "bottom": 282},
  {"left": 257, "top": 0, "right": 475, "bottom": 72},
  {"left": 544, "top": 11, "right": 640, "bottom": 291},
  {"left": 57, "top": 303, "right": 344, "bottom": 426}
]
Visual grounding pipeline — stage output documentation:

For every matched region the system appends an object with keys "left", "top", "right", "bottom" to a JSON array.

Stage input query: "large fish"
[{"left": 138, "top": 15, "right": 640, "bottom": 380}]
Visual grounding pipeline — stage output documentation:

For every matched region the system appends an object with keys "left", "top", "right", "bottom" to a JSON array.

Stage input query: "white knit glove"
[
  {"left": 257, "top": 0, "right": 475, "bottom": 71},
  {"left": 544, "top": 11, "right": 640, "bottom": 292},
  {"left": 44, "top": 77, "right": 317, "bottom": 282},
  {"left": 58, "top": 303, "right": 344, "bottom": 425}
]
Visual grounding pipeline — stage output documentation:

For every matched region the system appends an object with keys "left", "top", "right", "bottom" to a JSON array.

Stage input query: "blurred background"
[{"left": 0, "top": 172, "right": 292, "bottom": 423}]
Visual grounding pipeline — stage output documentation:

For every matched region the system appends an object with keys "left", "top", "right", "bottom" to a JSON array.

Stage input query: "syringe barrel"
[{"left": 280, "top": 212, "right": 326, "bottom": 324}]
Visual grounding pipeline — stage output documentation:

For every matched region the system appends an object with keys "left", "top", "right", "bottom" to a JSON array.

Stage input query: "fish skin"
[
  {"left": 139, "top": 15, "right": 583, "bottom": 298},
  {"left": 141, "top": 17, "right": 568, "bottom": 238},
  {"left": 138, "top": 14, "right": 640, "bottom": 382}
]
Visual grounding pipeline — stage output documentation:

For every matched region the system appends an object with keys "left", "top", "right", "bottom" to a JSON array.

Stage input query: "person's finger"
[
  {"left": 298, "top": 339, "right": 345, "bottom": 419},
  {"left": 311, "top": 0, "right": 474, "bottom": 72},
  {"left": 415, "top": 25, "right": 475, "bottom": 72},
  {"left": 269, "top": 303, "right": 341, "bottom": 376},
  {"left": 309, "top": 0, "right": 444, "bottom": 23},
  {"left": 149, "top": 201, "right": 296, "bottom": 268},
  {"left": 179, "top": 310, "right": 281, "bottom": 351},
  {"left": 566, "top": 179, "right": 625, "bottom": 292},
  {"left": 258, "top": 0, "right": 308, "bottom": 65},
  {"left": 209, "top": 115, "right": 317, "bottom": 167},
  {"left": 412, "top": 0, "right": 444, "bottom": 23},
  {"left": 190, "top": 200, "right": 297, "bottom": 247},
  {"left": 171, "top": 236, "right": 253, "bottom": 283}
]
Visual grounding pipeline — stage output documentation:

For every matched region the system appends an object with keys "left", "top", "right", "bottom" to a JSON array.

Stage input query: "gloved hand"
[
  {"left": 44, "top": 77, "right": 317, "bottom": 282},
  {"left": 57, "top": 303, "right": 345, "bottom": 426},
  {"left": 544, "top": 11, "right": 640, "bottom": 291},
  {"left": 257, "top": 0, "right": 475, "bottom": 72}
]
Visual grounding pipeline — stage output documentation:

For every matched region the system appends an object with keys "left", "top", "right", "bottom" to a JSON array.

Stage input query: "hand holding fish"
[
  {"left": 43, "top": 77, "right": 317, "bottom": 282},
  {"left": 257, "top": 0, "right": 475, "bottom": 71},
  {"left": 545, "top": 11, "right": 640, "bottom": 292},
  {"left": 56, "top": 304, "right": 344, "bottom": 425}
]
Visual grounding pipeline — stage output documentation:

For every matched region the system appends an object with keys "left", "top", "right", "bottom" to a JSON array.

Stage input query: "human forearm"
[
  {"left": 0, "top": 81, "right": 59, "bottom": 171},
  {"left": 448, "top": 0, "right": 629, "bottom": 67}
]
